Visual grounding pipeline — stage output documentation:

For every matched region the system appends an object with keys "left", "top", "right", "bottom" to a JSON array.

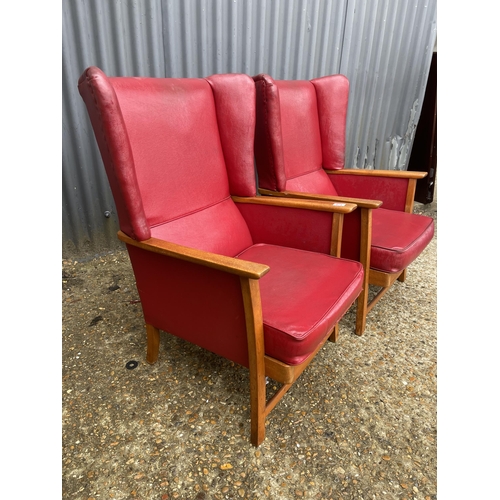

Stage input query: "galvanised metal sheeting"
[
  {"left": 62, "top": 0, "right": 437, "bottom": 256},
  {"left": 341, "top": 0, "right": 437, "bottom": 170},
  {"left": 63, "top": 0, "right": 166, "bottom": 255},
  {"left": 161, "top": 0, "right": 347, "bottom": 78}
]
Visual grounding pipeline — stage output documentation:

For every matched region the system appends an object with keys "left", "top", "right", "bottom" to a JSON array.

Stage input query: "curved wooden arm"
[
  {"left": 258, "top": 188, "right": 382, "bottom": 209},
  {"left": 232, "top": 195, "right": 357, "bottom": 214},
  {"left": 117, "top": 231, "right": 270, "bottom": 279},
  {"left": 326, "top": 168, "right": 428, "bottom": 180}
]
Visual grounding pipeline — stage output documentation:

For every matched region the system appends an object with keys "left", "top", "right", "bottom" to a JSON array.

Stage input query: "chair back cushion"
[
  {"left": 310, "top": 74, "right": 349, "bottom": 171},
  {"left": 254, "top": 74, "right": 349, "bottom": 195},
  {"left": 78, "top": 67, "right": 254, "bottom": 256}
]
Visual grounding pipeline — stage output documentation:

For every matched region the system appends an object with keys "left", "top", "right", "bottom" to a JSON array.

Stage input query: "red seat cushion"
[
  {"left": 237, "top": 244, "right": 364, "bottom": 365},
  {"left": 370, "top": 208, "right": 435, "bottom": 274}
]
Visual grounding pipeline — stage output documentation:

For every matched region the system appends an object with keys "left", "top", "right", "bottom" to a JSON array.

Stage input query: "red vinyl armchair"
[
  {"left": 78, "top": 67, "right": 364, "bottom": 446},
  {"left": 252, "top": 73, "right": 435, "bottom": 336}
]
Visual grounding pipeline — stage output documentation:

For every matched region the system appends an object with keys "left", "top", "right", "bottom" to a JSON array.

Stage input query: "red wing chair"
[
  {"left": 252, "top": 73, "right": 435, "bottom": 336},
  {"left": 78, "top": 67, "right": 364, "bottom": 446}
]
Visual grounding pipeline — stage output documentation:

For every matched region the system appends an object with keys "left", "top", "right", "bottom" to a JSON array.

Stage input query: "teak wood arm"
[
  {"left": 325, "top": 169, "right": 426, "bottom": 213},
  {"left": 117, "top": 231, "right": 270, "bottom": 279},
  {"left": 258, "top": 188, "right": 382, "bottom": 210},
  {"left": 325, "top": 168, "right": 428, "bottom": 180},
  {"left": 232, "top": 195, "right": 357, "bottom": 214}
]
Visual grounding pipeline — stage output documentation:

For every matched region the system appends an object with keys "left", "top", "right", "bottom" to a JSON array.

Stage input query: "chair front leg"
[
  {"left": 329, "top": 212, "right": 344, "bottom": 343},
  {"left": 355, "top": 290, "right": 368, "bottom": 336},
  {"left": 355, "top": 207, "right": 372, "bottom": 336},
  {"left": 329, "top": 213, "right": 344, "bottom": 257},
  {"left": 240, "top": 277, "right": 267, "bottom": 446}
]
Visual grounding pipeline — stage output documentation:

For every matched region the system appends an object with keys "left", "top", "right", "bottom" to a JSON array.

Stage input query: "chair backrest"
[
  {"left": 78, "top": 68, "right": 256, "bottom": 257},
  {"left": 253, "top": 73, "right": 349, "bottom": 195}
]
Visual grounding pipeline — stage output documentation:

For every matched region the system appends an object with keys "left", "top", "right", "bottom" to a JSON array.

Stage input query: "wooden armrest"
[
  {"left": 258, "top": 188, "right": 382, "bottom": 210},
  {"left": 326, "top": 168, "right": 428, "bottom": 180},
  {"left": 232, "top": 195, "right": 357, "bottom": 214},
  {"left": 117, "top": 231, "right": 270, "bottom": 279}
]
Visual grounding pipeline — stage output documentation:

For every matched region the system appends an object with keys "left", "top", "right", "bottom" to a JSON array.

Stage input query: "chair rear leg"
[
  {"left": 145, "top": 323, "right": 160, "bottom": 364},
  {"left": 398, "top": 268, "right": 408, "bottom": 282},
  {"left": 328, "top": 324, "right": 339, "bottom": 342}
]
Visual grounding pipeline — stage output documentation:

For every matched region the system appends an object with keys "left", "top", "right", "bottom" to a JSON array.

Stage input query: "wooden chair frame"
[{"left": 118, "top": 195, "right": 357, "bottom": 446}]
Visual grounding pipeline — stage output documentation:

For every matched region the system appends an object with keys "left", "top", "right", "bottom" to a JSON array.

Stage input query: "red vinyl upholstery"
[
  {"left": 252, "top": 73, "right": 435, "bottom": 336},
  {"left": 371, "top": 208, "right": 434, "bottom": 273},
  {"left": 253, "top": 73, "right": 434, "bottom": 275},
  {"left": 78, "top": 67, "right": 364, "bottom": 445},
  {"left": 237, "top": 244, "right": 363, "bottom": 365}
]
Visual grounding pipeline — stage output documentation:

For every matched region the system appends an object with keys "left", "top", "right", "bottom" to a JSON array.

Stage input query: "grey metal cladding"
[{"left": 62, "top": 0, "right": 437, "bottom": 256}]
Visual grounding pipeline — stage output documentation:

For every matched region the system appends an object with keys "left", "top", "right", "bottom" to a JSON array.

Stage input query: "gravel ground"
[{"left": 62, "top": 200, "right": 437, "bottom": 500}]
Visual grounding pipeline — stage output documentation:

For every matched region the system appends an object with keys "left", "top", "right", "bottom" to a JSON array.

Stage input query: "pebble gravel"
[{"left": 62, "top": 200, "right": 437, "bottom": 500}]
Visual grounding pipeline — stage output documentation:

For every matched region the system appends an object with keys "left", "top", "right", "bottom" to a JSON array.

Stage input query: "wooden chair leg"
[
  {"left": 328, "top": 324, "right": 339, "bottom": 342},
  {"left": 240, "top": 277, "right": 267, "bottom": 447},
  {"left": 398, "top": 268, "right": 408, "bottom": 282},
  {"left": 145, "top": 323, "right": 160, "bottom": 364},
  {"left": 355, "top": 206, "right": 371, "bottom": 336},
  {"left": 355, "top": 286, "right": 368, "bottom": 336},
  {"left": 250, "top": 366, "right": 267, "bottom": 446}
]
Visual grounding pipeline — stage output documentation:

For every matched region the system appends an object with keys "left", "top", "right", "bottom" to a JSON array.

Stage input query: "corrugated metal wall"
[
  {"left": 62, "top": 0, "right": 437, "bottom": 257},
  {"left": 341, "top": 0, "right": 437, "bottom": 170},
  {"left": 63, "top": 0, "right": 166, "bottom": 256}
]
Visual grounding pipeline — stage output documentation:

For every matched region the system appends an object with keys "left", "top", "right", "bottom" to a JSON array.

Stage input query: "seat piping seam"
[{"left": 149, "top": 195, "right": 233, "bottom": 228}]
